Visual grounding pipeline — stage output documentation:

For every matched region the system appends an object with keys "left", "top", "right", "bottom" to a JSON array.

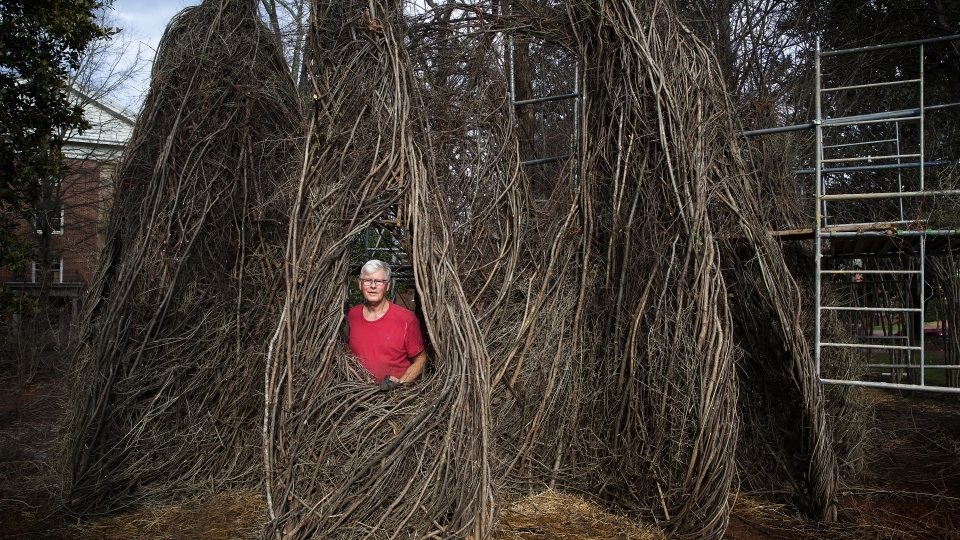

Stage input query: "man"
[{"left": 347, "top": 260, "right": 427, "bottom": 386}]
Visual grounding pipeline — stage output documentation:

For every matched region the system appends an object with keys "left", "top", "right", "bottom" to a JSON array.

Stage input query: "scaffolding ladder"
[
  {"left": 810, "top": 35, "right": 960, "bottom": 393},
  {"left": 507, "top": 32, "right": 580, "bottom": 174}
]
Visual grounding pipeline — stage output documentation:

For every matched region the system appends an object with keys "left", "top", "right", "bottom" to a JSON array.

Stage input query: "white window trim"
[
  {"left": 31, "top": 258, "right": 64, "bottom": 284},
  {"left": 34, "top": 207, "right": 65, "bottom": 235}
]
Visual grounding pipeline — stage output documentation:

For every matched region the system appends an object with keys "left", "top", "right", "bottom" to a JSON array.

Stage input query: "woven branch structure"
[
  {"left": 64, "top": 0, "right": 842, "bottom": 537},
  {"left": 262, "top": 0, "right": 495, "bottom": 537},
  {"left": 63, "top": 0, "right": 302, "bottom": 513}
]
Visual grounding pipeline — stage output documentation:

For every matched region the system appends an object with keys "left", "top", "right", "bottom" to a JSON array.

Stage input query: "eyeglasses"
[{"left": 360, "top": 278, "right": 389, "bottom": 287}]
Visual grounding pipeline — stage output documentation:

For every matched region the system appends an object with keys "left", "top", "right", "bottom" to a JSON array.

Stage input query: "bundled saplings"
[
  {"left": 262, "top": 1, "right": 495, "bottom": 538},
  {"left": 565, "top": 1, "right": 836, "bottom": 533},
  {"left": 265, "top": 0, "right": 838, "bottom": 538},
  {"left": 64, "top": 0, "right": 841, "bottom": 537},
  {"left": 63, "top": 0, "right": 302, "bottom": 512}
]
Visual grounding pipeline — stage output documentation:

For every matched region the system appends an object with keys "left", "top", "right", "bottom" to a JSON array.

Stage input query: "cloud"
[
  {"left": 103, "top": 0, "right": 202, "bottom": 108},
  {"left": 111, "top": 0, "right": 201, "bottom": 53}
]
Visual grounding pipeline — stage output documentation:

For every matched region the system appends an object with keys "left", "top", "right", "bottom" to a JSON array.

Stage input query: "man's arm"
[{"left": 397, "top": 350, "right": 427, "bottom": 383}]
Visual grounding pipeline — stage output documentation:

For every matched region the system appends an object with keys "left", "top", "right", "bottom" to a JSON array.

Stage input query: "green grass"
[{"left": 864, "top": 344, "right": 955, "bottom": 386}]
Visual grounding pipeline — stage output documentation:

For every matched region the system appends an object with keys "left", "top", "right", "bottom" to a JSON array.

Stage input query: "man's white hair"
[{"left": 360, "top": 259, "right": 391, "bottom": 281}]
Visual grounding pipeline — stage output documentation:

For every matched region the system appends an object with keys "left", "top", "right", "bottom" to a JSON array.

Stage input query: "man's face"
[{"left": 359, "top": 269, "right": 390, "bottom": 304}]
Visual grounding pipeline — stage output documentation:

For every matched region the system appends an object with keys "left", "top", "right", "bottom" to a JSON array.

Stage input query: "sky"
[
  {"left": 110, "top": 0, "right": 200, "bottom": 55},
  {"left": 105, "top": 0, "right": 201, "bottom": 109}
]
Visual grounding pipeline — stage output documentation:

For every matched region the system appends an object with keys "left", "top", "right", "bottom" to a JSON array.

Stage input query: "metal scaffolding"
[
  {"left": 352, "top": 25, "right": 583, "bottom": 305},
  {"left": 746, "top": 35, "right": 960, "bottom": 393},
  {"left": 353, "top": 217, "right": 411, "bottom": 303},
  {"left": 507, "top": 30, "right": 580, "bottom": 178}
]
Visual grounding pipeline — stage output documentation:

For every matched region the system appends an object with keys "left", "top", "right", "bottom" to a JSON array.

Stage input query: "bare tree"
[
  {"left": 27, "top": 7, "right": 145, "bottom": 305},
  {"left": 260, "top": 0, "right": 310, "bottom": 87}
]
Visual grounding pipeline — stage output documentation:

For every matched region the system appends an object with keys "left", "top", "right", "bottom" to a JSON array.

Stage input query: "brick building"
[{"left": 1, "top": 86, "right": 136, "bottom": 302}]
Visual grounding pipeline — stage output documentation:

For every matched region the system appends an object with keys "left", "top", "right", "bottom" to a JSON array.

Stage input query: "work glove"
[{"left": 379, "top": 378, "right": 402, "bottom": 392}]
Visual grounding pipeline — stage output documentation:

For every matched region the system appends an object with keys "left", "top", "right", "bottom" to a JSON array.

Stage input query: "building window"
[
  {"left": 34, "top": 206, "right": 64, "bottom": 235},
  {"left": 31, "top": 258, "right": 64, "bottom": 284}
]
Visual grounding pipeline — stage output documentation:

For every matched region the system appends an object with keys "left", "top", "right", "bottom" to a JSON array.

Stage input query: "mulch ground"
[
  {"left": 2, "top": 372, "right": 958, "bottom": 539},
  {"left": 726, "top": 389, "right": 960, "bottom": 540}
]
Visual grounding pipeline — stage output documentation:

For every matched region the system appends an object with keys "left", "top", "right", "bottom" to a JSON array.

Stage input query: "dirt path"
[
  {"left": 2, "top": 376, "right": 959, "bottom": 539},
  {"left": 0, "top": 377, "right": 67, "bottom": 539},
  {"left": 726, "top": 389, "right": 960, "bottom": 540}
]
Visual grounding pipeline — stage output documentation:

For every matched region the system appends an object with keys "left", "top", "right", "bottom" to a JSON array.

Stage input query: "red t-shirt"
[{"left": 347, "top": 302, "right": 425, "bottom": 383}]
